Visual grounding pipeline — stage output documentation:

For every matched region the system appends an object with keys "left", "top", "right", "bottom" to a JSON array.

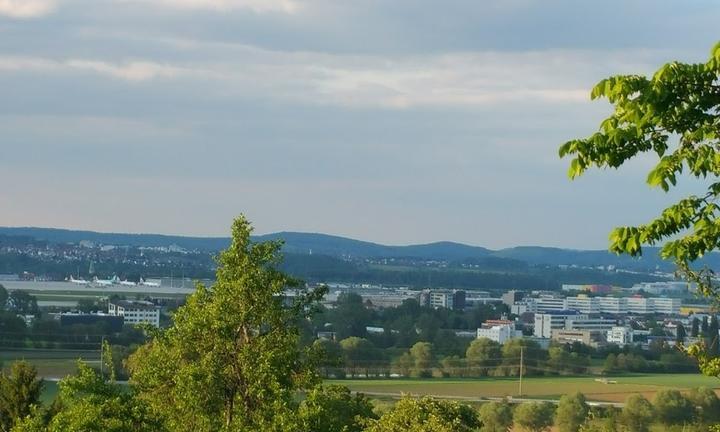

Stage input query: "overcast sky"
[{"left": 0, "top": 0, "right": 717, "bottom": 249}]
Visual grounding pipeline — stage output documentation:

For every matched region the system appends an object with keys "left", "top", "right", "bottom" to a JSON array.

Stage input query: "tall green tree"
[
  {"left": 13, "top": 362, "right": 163, "bottom": 432},
  {"left": 466, "top": 338, "right": 501, "bottom": 377},
  {"left": 619, "top": 394, "right": 654, "bottom": 432},
  {"left": 364, "top": 396, "right": 480, "bottom": 432},
  {"left": 559, "top": 41, "right": 720, "bottom": 375},
  {"left": 0, "top": 284, "right": 8, "bottom": 311},
  {"left": 0, "top": 361, "right": 43, "bottom": 431},
  {"left": 478, "top": 400, "right": 513, "bottom": 432},
  {"left": 409, "top": 342, "right": 435, "bottom": 378},
  {"left": 554, "top": 392, "right": 589, "bottom": 432},
  {"left": 675, "top": 322, "right": 687, "bottom": 345},
  {"left": 127, "top": 216, "right": 326, "bottom": 431},
  {"left": 652, "top": 389, "right": 694, "bottom": 426},
  {"left": 340, "top": 337, "right": 380, "bottom": 377},
  {"left": 691, "top": 317, "right": 700, "bottom": 337},
  {"left": 687, "top": 386, "right": 720, "bottom": 424},
  {"left": 6, "top": 291, "right": 38, "bottom": 315},
  {"left": 297, "top": 385, "right": 376, "bottom": 432},
  {"left": 513, "top": 402, "right": 554, "bottom": 432}
]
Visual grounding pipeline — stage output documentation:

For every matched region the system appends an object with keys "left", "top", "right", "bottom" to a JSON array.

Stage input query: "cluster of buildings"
[
  {"left": 473, "top": 284, "right": 713, "bottom": 349},
  {"left": 418, "top": 289, "right": 466, "bottom": 310},
  {"left": 508, "top": 292, "right": 682, "bottom": 316},
  {"left": 57, "top": 300, "right": 161, "bottom": 329}
]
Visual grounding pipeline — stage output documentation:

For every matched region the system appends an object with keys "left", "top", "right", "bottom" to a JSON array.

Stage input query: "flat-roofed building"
[
  {"left": 565, "top": 295, "right": 600, "bottom": 314},
  {"left": 534, "top": 296, "right": 567, "bottom": 312},
  {"left": 597, "top": 297, "right": 627, "bottom": 314},
  {"left": 606, "top": 326, "right": 634, "bottom": 345},
  {"left": 476, "top": 320, "right": 522, "bottom": 344},
  {"left": 551, "top": 329, "right": 604, "bottom": 346},
  {"left": 534, "top": 311, "right": 581, "bottom": 338},
  {"left": 565, "top": 316, "right": 617, "bottom": 332},
  {"left": 653, "top": 297, "right": 681, "bottom": 315},
  {"left": 108, "top": 300, "right": 160, "bottom": 328}
]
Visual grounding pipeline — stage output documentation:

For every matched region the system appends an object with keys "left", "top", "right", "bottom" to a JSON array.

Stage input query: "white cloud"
[
  {"left": 65, "top": 59, "right": 182, "bottom": 81},
  {"left": 0, "top": 56, "right": 191, "bottom": 81},
  {"left": 0, "top": 45, "right": 663, "bottom": 107},
  {"left": 0, "top": 0, "right": 56, "bottom": 18},
  {"left": 118, "top": 0, "right": 300, "bottom": 13}
]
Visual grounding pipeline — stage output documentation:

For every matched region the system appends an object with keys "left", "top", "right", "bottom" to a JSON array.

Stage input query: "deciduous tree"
[
  {"left": 560, "top": 41, "right": 720, "bottom": 376},
  {"left": 555, "top": 392, "right": 589, "bottom": 432},
  {"left": 0, "top": 361, "right": 43, "bottom": 431},
  {"left": 297, "top": 385, "right": 376, "bottom": 432},
  {"left": 478, "top": 400, "right": 513, "bottom": 432},
  {"left": 652, "top": 389, "right": 693, "bottom": 425},
  {"left": 364, "top": 396, "right": 480, "bottom": 432},
  {"left": 126, "top": 216, "right": 326, "bottom": 431},
  {"left": 619, "top": 394, "right": 654, "bottom": 432}
]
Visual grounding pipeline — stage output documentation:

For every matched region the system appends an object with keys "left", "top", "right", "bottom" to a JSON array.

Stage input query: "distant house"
[
  {"left": 476, "top": 320, "right": 523, "bottom": 344},
  {"left": 108, "top": 300, "right": 160, "bottom": 328}
]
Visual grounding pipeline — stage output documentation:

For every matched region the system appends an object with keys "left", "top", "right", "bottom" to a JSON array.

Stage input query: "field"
[
  {"left": 327, "top": 374, "right": 720, "bottom": 403},
  {"left": 1, "top": 349, "right": 100, "bottom": 379}
]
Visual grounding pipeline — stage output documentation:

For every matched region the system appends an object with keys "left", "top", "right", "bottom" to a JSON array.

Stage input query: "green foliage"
[
  {"left": 560, "top": 41, "right": 720, "bottom": 376},
  {"left": 513, "top": 401, "right": 554, "bottom": 432},
  {"left": 6, "top": 291, "right": 38, "bottom": 316},
  {"left": 0, "top": 361, "right": 43, "bottom": 431},
  {"left": 126, "top": 215, "right": 326, "bottom": 431},
  {"left": 0, "top": 284, "right": 7, "bottom": 311},
  {"left": 297, "top": 385, "right": 376, "bottom": 432},
  {"left": 408, "top": 342, "right": 435, "bottom": 378},
  {"left": 619, "top": 394, "right": 654, "bottom": 432},
  {"left": 314, "top": 338, "right": 344, "bottom": 378},
  {"left": 465, "top": 338, "right": 501, "bottom": 377},
  {"left": 496, "top": 339, "right": 544, "bottom": 377},
  {"left": 477, "top": 400, "right": 512, "bottom": 432},
  {"left": 555, "top": 392, "right": 589, "bottom": 432},
  {"left": 652, "top": 389, "right": 694, "bottom": 425},
  {"left": 330, "top": 293, "right": 373, "bottom": 340},
  {"left": 340, "top": 337, "right": 382, "bottom": 377},
  {"left": 364, "top": 396, "right": 480, "bottom": 432},
  {"left": 686, "top": 386, "right": 720, "bottom": 423},
  {"left": 13, "top": 362, "right": 164, "bottom": 432}
]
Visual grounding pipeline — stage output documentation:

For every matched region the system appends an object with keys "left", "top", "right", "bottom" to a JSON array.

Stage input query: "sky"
[{"left": 0, "top": 0, "right": 718, "bottom": 249}]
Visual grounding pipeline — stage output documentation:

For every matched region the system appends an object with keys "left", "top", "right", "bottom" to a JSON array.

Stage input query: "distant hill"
[
  {"left": 0, "top": 227, "right": 230, "bottom": 251},
  {"left": 254, "top": 232, "right": 492, "bottom": 260},
  {"left": 2, "top": 226, "right": 719, "bottom": 272}
]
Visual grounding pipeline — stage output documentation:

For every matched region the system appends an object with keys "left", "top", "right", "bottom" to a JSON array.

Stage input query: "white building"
[
  {"left": 565, "top": 296, "right": 600, "bottom": 314},
  {"left": 565, "top": 316, "right": 617, "bottom": 332},
  {"left": 534, "top": 312, "right": 582, "bottom": 338},
  {"left": 108, "top": 300, "right": 160, "bottom": 328},
  {"left": 476, "top": 320, "right": 523, "bottom": 344},
  {"left": 607, "top": 326, "right": 634, "bottom": 345},
  {"left": 597, "top": 297, "right": 627, "bottom": 314},
  {"left": 652, "top": 297, "right": 682, "bottom": 315}
]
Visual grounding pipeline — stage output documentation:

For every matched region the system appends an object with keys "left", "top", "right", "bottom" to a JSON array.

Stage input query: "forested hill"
[{"left": 3, "top": 226, "right": 720, "bottom": 272}]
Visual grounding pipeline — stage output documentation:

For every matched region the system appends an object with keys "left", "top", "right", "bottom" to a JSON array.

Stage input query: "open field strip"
[
  {"left": 1, "top": 350, "right": 100, "bottom": 379},
  {"left": 327, "top": 374, "right": 720, "bottom": 403}
]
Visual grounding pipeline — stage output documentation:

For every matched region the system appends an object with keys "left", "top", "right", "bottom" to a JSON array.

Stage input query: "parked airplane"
[
  {"left": 68, "top": 275, "right": 89, "bottom": 285},
  {"left": 119, "top": 279, "right": 137, "bottom": 286},
  {"left": 139, "top": 278, "right": 161, "bottom": 287},
  {"left": 92, "top": 276, "right": 118, "bottom": 286}
]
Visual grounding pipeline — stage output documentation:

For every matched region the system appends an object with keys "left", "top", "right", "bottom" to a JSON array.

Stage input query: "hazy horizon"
[{"left": 1, "top": 0, "right": 717, "bottom": 249}]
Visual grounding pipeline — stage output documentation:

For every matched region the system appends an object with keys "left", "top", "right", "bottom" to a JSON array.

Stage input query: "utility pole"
[{"left": 518, "top": 346, "right": 524, "bottom": 396}]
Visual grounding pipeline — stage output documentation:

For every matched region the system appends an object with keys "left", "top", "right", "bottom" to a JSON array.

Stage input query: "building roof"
[{"left": 111, "top": 300, "right": 158, "bottom": 311}]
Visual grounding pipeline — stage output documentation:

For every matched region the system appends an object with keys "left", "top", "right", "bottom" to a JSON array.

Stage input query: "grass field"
[
  {"left": 327, "top": 374, "right": 720, "bottom": 403},
  {"left": 1, "top": 350, "right": 100, "bottom": 379}
]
